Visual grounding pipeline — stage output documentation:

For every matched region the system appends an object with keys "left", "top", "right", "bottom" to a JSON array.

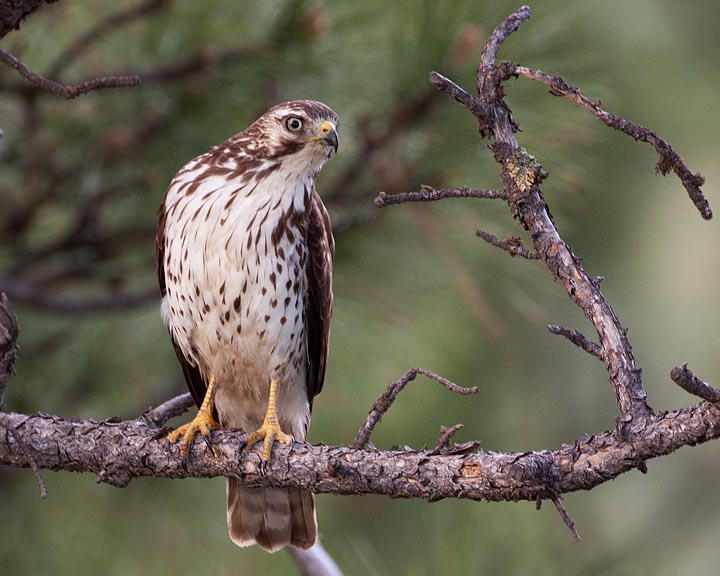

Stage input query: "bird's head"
[{"left": 241, "top": 100, "right": 339, "bottom": 175}]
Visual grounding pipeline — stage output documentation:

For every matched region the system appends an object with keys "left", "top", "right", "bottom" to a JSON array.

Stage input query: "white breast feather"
[{"left": 161, "top": 152, "right": 317, "bottom": 437}]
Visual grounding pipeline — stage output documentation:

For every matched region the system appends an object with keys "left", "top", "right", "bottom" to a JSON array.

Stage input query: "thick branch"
[{"left": 1, "top": 399, "right": 719, "bottom": 500}]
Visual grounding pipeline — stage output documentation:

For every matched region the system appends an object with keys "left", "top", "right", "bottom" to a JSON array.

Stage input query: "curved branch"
[
  {"left": 352, "top": 368, "right": 479, "bottom": 449},
  {"left": 0, "top": 48, "right": 140, "bottom": 99},
  {"left": 505, "top": 64, "right": 711, "bottom": 220}
]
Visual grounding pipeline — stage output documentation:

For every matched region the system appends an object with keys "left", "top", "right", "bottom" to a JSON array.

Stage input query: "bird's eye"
[{"left": 285, "top": 117, "right": 303, "bottom": 132}]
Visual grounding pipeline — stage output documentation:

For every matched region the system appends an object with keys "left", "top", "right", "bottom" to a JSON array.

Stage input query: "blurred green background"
[{"left": 1, "top": 0, "right": 719, "bottom": 574}]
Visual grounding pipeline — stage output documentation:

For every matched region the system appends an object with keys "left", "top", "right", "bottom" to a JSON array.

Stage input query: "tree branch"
[
  {"left": 504, "top": 64, "right": 711, "bottom": 220},
  {"left": 352, "top": 368, "right": 479, "bottom": 449},
  {"left": 2, "top": 396, "right": 720, "bottom": 500},
  {"left": 475, "top": 229, "right": 541, "bottom": 259},
  {"left": 430, "top": 5, "right": 655, "bottom": 425},
  {"left": 670, "top": 364, "right": 720, "bottom": 403},
  {"left": 374, "top": 185, "right": 506, "bottom": 207},
  {"left": 0, "top": 48, "right": 140, "bottom": 99},
  {"left": 547, "top": 324, "right": 603, "bottom": 361}
]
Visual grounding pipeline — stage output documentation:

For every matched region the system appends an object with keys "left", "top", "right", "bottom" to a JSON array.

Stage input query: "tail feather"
[{"left": 227, "top": 478, "right": 317, "bottom": 552}]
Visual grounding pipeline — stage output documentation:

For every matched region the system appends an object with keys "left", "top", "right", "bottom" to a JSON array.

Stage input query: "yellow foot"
[
  {"left": 242, "top": 420, "right": 294, "bottom": 474},
  {"left": 168, "top": 409, "right": 221, "bottom": 465}
]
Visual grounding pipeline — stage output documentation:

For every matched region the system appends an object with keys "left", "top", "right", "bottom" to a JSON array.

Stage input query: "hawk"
[{"left": 156, "top": 100, "right": 337, "bottom": 552}]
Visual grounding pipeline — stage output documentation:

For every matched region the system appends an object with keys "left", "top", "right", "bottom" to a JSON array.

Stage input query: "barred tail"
[{"left": 226, "top": 478, "right": 317, "bottom": 552}]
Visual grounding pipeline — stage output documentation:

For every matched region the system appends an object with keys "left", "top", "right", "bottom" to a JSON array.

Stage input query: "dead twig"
[
  {"left": 505, "top": 64, "right": 711, "bottom": 220},
  {"left": 352, "top": 368, "right": 479, "bottom": 449},
  {"left": 432, "top": 423, "right": 464, "bottom": 453},
  {"left": 0, "top": 48, "right": 140, "bottom": 99},
  {"left": 144, "top": 392, "right": 195, "bottom": 427},
  {"left": 547, "top": 325, "right": 603, "bottom": 361},
  {"left": 374, "top": 185, "right": 506, "bottom": 207},
  {"left": 670, "top": 364, "right": 720, "bottom": 403},
  {"left": 552, "top": 496, "right": 581, "bottom": 542},
  {"left": 29, "top": 457, "right": 48, "bottom": 499},
  {"left": 475, "top": 229, "right": 540, "bottom": 259}
]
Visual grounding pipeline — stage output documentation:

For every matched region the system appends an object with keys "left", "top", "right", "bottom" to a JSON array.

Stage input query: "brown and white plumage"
[{"left": 156, "top": 100, "right": 337, "bottom": 552}]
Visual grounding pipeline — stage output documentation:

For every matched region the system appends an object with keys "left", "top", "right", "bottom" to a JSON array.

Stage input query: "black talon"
[
  {"left": 203, "top": 434, "right": 213, "bottom": 451},
  {"left": 237, "top": 439, "right": 247, "bottom": 455},
  {"left": 181, "top": 455, "right": 188, "bottom": 472},
  {"left": 260, "top": 459, "right": 268, "bottom": 476}
]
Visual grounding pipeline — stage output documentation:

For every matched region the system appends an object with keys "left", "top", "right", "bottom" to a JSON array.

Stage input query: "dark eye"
[{"left": 285, "top": 116, "right": 303, "bottom": 132}]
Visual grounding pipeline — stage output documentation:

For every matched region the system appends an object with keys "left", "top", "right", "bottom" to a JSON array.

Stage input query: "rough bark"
[{"left": 1, "top": 400, "right": 720, "bottom": 500}]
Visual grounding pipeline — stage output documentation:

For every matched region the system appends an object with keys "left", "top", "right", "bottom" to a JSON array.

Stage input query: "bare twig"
[
  {"left": 144, "top": 392, "right": 195, "bottom": 426},
  {"left": 29, "top": 457, "right": 48, "bottom": 499},
  {"left": 0, "top": 48, "right": 140, "bottom": 99},
  {"left": 432, "top": 423, "right": 464, "bottom": 453},
  {"left": 670, "top": 364, "right": 720, "bottom": 403},
  {"left": 475, "top": 229, "right": 540, "bottom": 259},
  {"left": 552, "top": 496, "right": 581, "bottom": 542},
  {"left": 506, "top": 64, "right": 711, "bottom": 220},
  {"left": 375, "top": 186, "right": 505, "bottom": 207},
  {"left": 428, "top": 72, "right": 483, "bottom": 117},
  {"left": 547, "top": 325, "right": 603, "bottom": 361},
  {"left": 352, "top": 368, "right": 479, "bottom": 449}
]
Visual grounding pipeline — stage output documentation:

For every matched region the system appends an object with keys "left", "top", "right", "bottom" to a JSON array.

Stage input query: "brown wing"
[
  {"left": 304, "top": 189, "right": 334, "bottom": 405},
  {"left": 156, "top": 196, "right": 207, "bottom": 410}
]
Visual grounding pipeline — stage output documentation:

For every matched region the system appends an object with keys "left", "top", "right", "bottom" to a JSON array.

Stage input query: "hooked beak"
[{"left": 318, "top": 120, "right": 339, "bottom": 153}]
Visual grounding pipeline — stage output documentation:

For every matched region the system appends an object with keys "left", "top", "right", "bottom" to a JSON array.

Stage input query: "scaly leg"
[
  {"left": 243, "top": 377, "right": 293, "bottom": 472},
  {"left": 168, "top": 373, "right": 221, "bottom": 464}
]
